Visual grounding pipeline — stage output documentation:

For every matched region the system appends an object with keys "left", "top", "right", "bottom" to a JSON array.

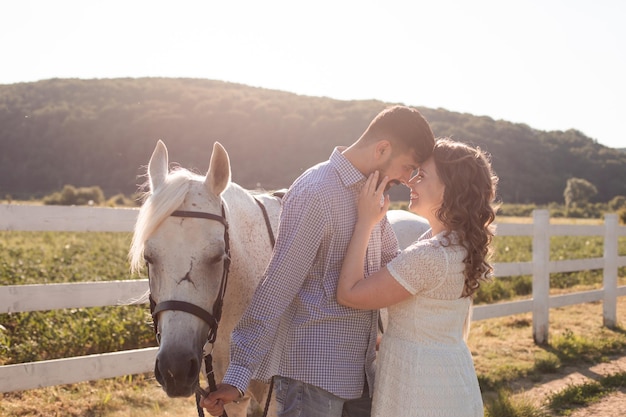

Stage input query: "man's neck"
[{"left": 341, "top": 144, "right": 371, "bottom": 176}]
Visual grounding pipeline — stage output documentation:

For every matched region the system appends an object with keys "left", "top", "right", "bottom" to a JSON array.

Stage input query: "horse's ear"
[
  {"left": 148, "top": 140, "right": 169, "bottom": 191},
  {"left": 205, "top": 141, "right": 231, "bottom": 195}
]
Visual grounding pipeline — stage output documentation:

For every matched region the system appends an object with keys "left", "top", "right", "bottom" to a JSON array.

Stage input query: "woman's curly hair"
[{"left": 433, "top": 138, "right": 499, "bottom": 298}]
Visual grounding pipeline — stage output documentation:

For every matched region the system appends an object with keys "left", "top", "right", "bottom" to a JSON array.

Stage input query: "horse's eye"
[
  {"left": 209, "top": 253, "right": 225, "bottom": 265},
  {"left": 144, "top": 254, "right": 154, "bottom": 265}
]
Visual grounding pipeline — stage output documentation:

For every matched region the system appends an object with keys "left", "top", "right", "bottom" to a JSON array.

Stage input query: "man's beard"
[
  {"left": 382, "top": 178, "right": 401, "bottom": 192},
  {"left": 377, "top": 159, "right": 401, "bottom": 192}
]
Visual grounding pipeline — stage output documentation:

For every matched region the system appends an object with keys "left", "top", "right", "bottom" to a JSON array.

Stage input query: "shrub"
[
  {"left": 43, "top": 185, "right": 105, "bottom": 206},
  {"left": 608, "top": 195, "right": 626, "bottom": 212},
  {"left": 619, "top": 207, "right": 626, "bottom": 225},
  {"left": 497, "top": 204, "right": 537, "bottom": 217},
  {"left": 105, "top": 193, "right": 138, "bottom": 207},
  {"left": 475, "top": 278, "right": 513, "bottom": 304}
]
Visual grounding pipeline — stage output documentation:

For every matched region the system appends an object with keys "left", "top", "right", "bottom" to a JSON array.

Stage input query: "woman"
[{"left": 337, "top": 138, "right": 498, "bottom": 417}]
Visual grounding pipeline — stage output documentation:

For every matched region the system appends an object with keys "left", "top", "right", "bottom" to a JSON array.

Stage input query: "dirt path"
[{"left": 511, "top": 355, "right": 626, "bottom": 416}]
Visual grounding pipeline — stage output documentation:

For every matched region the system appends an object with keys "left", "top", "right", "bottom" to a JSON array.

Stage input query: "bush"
[
  {"left": 43, "top": 185, "right": 105, "bottom": 206},
  {"left": 564, "top": 203, "right": 604, "bottom": 218},
  {"left": 474, "top": 274, "right": 533, "bottom": 305},
  {"left": 105, "top": 193, "right": 139, "bottom": 207},
  {"left": 497, "top": 204, "right": 537, "bottom": 217},
  {"left": 608, "top": 195, "right": 626, "bottom": 212},
  {"left": 619, "top": 207, "right": 626, "bottom": 225},
  {"left": 475, "top": 278, "right": 513, "bottom": 304},
  {"left": 547, "top": 202, "right": 567, "bottom": 218}
]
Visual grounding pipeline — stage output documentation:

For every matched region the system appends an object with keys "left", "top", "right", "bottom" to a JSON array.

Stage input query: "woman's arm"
[{"left": 337, "top": 172, "right": 412, "bottom": 309}]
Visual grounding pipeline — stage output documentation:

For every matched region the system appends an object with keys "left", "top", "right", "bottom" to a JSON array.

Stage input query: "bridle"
[
  {"left": 148, "top": 204, "right": 231, "bottom": 417},
  {"left": 149, "top": 205, "right": 231, "bottom": 345},
  {"left": 147, "top": 195, "right": 279, "bottom": 417}
]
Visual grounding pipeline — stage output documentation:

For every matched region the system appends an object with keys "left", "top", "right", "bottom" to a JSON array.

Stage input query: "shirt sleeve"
[
  {"left": 385, "top": 239, "right": 447, "bottom": 295},
  {"left": 380, "top": 214, "right": 401, "bottom": 266},
  {"left": 223, "top": 186, "right": 328, "bottom": 391}
]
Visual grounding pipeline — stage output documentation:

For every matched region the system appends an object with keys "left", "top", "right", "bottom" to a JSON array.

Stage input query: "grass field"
[
  {"left": 1, "top": 215, "right": 625, "bottom": 416},
  {"left": 2, "top": 298, "right": 625, "bottom": 417}
]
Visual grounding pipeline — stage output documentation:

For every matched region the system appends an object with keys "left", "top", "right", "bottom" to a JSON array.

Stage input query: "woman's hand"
[
  {"left": 337, "top": 170, "right": 410, "bottom": 310},
  {"left": 357, "top": 171, "right": 390, "bottom": 228}
]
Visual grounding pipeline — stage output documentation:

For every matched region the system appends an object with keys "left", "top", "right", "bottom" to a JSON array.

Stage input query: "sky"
[{"left": 2, "top": 0, "right": 625, "bottom": 149}]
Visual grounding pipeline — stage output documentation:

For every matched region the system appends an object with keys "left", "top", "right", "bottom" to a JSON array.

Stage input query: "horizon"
[{"left": 2, "top": 0, "right": 624, "bottom": 149}]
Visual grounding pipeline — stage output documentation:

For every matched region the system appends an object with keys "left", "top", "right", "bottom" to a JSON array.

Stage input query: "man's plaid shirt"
[{"left": 223, "top": 147, "right": 400, "bottom": 399}]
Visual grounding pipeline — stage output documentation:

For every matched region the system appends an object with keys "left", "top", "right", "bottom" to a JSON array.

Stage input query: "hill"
[{"left": 1, "top": 78, "right": 625, "bottom": 204}]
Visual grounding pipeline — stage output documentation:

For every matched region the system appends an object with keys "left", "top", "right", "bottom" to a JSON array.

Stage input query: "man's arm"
[{"left": 220, "top": 187, "right": 329, "bottom": 392}]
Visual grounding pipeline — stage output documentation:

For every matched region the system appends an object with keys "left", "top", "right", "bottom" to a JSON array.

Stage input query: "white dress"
[{"left": 372, "top": 232, "right": 484, "bottom": 417}]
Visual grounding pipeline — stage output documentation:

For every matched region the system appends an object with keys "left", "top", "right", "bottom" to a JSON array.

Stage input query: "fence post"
[
  {"left": 603, "top": 213, "right": 618, "bottom": 328},
  {"left": 532, "top": 209, "right": 550, "bottom": 344}
]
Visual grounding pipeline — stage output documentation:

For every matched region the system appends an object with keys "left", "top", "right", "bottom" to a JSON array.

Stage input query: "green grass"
[
  {"left": 0, "top": 305, "right": 155, "bottom": 365},
  {"left": 473, "top": 320, "right": 626, "bottom": 392},
  {"left": 550, "top": 327, "right": 626, "bottom": 363},
  {"left": 1, "top": 220, "right": 626, "bottom": 415},
  {"left": 547, "top": 371, "right": 626, "bottom": 415},
  {"left": 485, "top": 371, "right": 626, "bottom": 417},
  {"left": 474, "top": 233, "right": 626, "bottom": 304},
  {"left": 0, "top": 231, "right": 153, "bottom": 365},
  {"left": 1, "top": 229, "right": 624, "bottom": 365},
  {"left": 485, "top": 389, "right": 550, "bottom": 417},
  {"left": 0, "top": 231, "right": 136, "bottom": 285}
]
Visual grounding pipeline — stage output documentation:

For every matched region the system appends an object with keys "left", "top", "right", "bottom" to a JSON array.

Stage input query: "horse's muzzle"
[{"left": 154, "top": 352, "right": 200, "bottom": 397}]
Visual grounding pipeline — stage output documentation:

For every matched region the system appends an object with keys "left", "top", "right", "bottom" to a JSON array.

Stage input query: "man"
[{"left": 202, "top": 105, "right": 435, "bottom": 417}]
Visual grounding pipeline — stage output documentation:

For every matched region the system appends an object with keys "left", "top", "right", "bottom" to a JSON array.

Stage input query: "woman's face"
[{"left": 408, "top": 156, "right": 445, "bottom": 219}]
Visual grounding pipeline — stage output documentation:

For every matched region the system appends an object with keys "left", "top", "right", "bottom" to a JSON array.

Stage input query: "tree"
[
  {"left": 563, "top": 178, "right": 598, "bottom": 208},
  {"left": 608, "top": 195, "right": 626, "bottom": 212}
]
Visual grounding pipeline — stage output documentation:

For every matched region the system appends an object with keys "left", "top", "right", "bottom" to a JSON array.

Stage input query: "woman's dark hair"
[{"left": 433, "top": 137, "right": 499, "bottom": 297}]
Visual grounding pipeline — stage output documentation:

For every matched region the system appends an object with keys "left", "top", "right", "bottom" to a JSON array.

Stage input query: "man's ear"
[{"left": 374, "top": 140, "right": 392, "bottom": 160}]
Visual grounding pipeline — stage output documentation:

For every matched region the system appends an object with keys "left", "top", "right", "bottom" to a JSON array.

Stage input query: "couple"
[{"left": 201, "top": 105, "right": 497, "bottom": 417}]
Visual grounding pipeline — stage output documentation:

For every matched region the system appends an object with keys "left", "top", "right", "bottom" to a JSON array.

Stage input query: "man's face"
[{"left": 376, "top": 152, "right": 419, "bottom": 191}]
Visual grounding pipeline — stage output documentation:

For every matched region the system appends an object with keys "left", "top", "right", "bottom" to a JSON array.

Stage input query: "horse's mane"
[
  {"left": 129, "top": 168, "right": 204, "bottom": 274},
  {"left": 128, "top": 165, "right": 280, "bottom": 276}
]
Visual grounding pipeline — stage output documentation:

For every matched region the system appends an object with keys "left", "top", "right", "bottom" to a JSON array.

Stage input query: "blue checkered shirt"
[{"left": 222, "top": 147, "right": 400, "bottom": 399}]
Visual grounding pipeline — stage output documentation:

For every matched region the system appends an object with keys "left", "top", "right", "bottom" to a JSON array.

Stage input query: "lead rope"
[
  {"left": 196, "top": 195, "right": 280, "bottom": 417},
  {"left": 195, "top": 205, "right": 231, "bottom": 417},
  {"left": 254, "top": 194, "right": 283, "bottom": 417},
  {"left": 196, "top": 353, "right": 221, "bottom": 417}
]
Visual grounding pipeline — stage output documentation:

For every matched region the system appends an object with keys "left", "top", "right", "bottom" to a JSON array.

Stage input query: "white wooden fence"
[{"left": 0, "top": 204, "right": 625, "bottom": 393}]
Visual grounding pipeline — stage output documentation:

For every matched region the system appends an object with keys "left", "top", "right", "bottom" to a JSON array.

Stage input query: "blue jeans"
[{"left": 274, "top": 376, "right": 371, "bottom": 417}]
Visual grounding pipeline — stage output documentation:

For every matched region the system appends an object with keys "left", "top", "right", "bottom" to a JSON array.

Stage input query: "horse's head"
[{"left": 130, "top": 140, "right": 232, "bottom": 397}]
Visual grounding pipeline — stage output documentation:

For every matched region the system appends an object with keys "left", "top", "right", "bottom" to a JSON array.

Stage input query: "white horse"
[{"left": 129, "top": 140, "right": 428, "bottom": 417}]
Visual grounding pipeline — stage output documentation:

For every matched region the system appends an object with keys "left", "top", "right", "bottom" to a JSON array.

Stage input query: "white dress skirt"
[{"left": 371, "top": 232, "right": 484, "bottom": 417}]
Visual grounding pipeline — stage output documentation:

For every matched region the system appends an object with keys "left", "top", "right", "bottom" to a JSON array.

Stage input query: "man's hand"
[{"left": 199, "top": 384, "right": 242, "bottom": 416}]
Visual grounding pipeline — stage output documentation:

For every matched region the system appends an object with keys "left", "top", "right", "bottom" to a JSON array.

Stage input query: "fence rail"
[{"left": 1, "top": 204, "right": 625, "bottom": 393}]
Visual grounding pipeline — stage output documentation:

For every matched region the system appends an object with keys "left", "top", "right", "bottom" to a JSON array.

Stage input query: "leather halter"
[
  {"left": 149, "top": 204, "right": 231, "bottom": 345},
  {"left": 147, "top": 204, "right": 231, "bottom": 417},
  {"left": 147, "top": 196, "right": 278, "bottom": 417}
]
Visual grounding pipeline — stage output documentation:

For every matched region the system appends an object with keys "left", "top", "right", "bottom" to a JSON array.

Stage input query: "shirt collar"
[{"left": 329, "top": 146, "right": 365, "bottom": 188}]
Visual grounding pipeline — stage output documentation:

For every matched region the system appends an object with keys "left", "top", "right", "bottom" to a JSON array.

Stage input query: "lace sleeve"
[{"left": 385, "top": 238, "right": 447, "bottom": 295}]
